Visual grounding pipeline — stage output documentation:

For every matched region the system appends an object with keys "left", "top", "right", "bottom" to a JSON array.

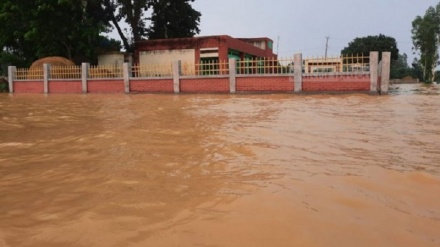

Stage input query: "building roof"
[
  {"left": 135, "top": 35, "right": 277, "bottom": 58},
  {"left": 136, "top": 35, "right": 274, "bottom": 45}
]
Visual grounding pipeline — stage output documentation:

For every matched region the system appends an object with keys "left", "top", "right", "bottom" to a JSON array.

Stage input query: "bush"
[{"left": 0, "top": 77, "right": 9, "bottom": 92}]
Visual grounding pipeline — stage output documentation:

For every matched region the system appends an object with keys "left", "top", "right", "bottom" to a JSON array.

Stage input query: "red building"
[{"left": 134, "top": 35, "right": 277, "bottom": 66}]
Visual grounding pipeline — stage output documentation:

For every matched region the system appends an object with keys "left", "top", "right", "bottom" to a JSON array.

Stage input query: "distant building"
[
  {"left": 98, "top": 52, "right": 133, "bottom": 66},
  {"left": 134, "top": 35, "right": 277, "bottom": 74},
  {"left": 304, "top": 57, "right": 342, "bottom": 73},
  {"left": 304, "top": 57, "right": 369, "bottom": 74}
]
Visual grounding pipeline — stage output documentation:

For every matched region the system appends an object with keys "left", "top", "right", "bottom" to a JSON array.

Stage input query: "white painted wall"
[
  {"left": 139, "top": 49, "right": 196, "bottom": 76},
  {"left": 98, "top": 53, "right": 125, "bottom": 66},
  {"left": 139, "top": 49, "right": 195, "bottom": 65}
]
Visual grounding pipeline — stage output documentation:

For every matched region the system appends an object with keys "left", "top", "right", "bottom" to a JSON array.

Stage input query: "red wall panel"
[
  {"left": 130, "top": 79, "right": 174, "bottom": 93},
  {"left": 49, "top": 80, "right": 82, "bottom": 93},
  {"left": 14, "top": 81, "right": 44, "bottom": 93},
  {"left": 237, "top": 76, "right": 294, "bottom": 92},
  {"left": 303, "top": 75, "right": 370, "bottom": 92},
  {"left": 88, "top": 80, "right": 124, "bottom": 93},
  {"left": 180, "top": 78, "right": 229, "bottom": 93}
]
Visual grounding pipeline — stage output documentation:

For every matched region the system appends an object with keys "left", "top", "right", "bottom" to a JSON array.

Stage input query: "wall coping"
[
  {"left": 236, "top": 74, "right": 293, "bottom": 78},
  {"left": 303, "top": 72, "right": 370, "bottom": 77},
  {"left": 180, "top": 75, "right": 229, "bottom": 80},
  {"left": 48, "top": 79, "right": 82, "bottom": 82},
  {"left": 130, "top": 77, "right": 173, "bottom": 80},
  {"left": 87, "top": 78, "right": 124, "bottom": 81},
  {"left": 14, "top": 79, "right": 44, "bottom": 82}
]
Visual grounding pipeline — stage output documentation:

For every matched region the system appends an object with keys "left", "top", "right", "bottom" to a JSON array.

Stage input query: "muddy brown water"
[{"left": 0, "top": 84, "right": 439, "bottom": 247}]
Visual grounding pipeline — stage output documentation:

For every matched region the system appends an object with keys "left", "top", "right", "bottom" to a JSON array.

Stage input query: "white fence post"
[
  {"left": 8, "top": 66, "right": 16, "bottom": 93},
  {"left": 81, "top": 63, "right": 89, "bottom": 94},
  {"left": 381, "top": 52, "right": 391, "bottom": 94},
  {"left": 294, "top": 53, "right": 303, "bottom": 93},
  {"left": 123, "top": 62, "right": 130, "bottom": 94},
  {"left": 43, "top": 64, "right": 50, "bottom": 94},
  {"left": 370, "top": 51, "right": 379, "bottom": 93},
  {"left": 173, "top": 60, "right": 181, "bottom": 93},
  {"left": 229, "top": 58, "right": 236, "bottom": 93}
]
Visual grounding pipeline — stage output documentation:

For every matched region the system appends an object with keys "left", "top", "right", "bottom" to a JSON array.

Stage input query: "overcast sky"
[
  {"left": 109, "top": 0, "right": 437, "bottom": 62},
  {"left": 190, "top": 0, "right": 438, "bottom": 62}
]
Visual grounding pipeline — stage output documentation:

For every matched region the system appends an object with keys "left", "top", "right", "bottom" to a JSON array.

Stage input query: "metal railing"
[
  {"left": 16, "top": 68, "right": 43, "bottom": 80},
  {"left": 304, "top": 54, "right": 370, "bottom": 74},
  {"left": 12, "top": 54, "right": 371, "bottom": 80},
  {"left": 236, "top": 57, "right": 293, "bottom": 75},
  {"left": 131, "top": 63, "right": 173, "bottom": 78},
  {"left": 89, "top": 65, "right": 123, "bottom": 79},
  {"left": 342, "top": 54, "right": 370, "bottom": 72},
  {"left": 51, "top": 66, "right": 81, "bottom": 79},
  {"left": 183, "top": 60, "right": 229, "bottom": 76}
]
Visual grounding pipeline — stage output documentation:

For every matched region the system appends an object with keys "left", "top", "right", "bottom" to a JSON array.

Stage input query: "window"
[
  {"left": 228, "top": 50, "right": 240, "bottom": 60},
  {"left": 200, "top": 57, "right": 219, "bottom": 75}
]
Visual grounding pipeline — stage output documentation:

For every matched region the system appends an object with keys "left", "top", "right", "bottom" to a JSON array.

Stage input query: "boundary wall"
[{"left": 8, "top": 52, "right": 390, "bottom": 94}]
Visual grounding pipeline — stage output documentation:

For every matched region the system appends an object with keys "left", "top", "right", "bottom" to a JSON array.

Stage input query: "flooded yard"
[{"left": 0, "top": 83, "right": 439, "bottom": 246}]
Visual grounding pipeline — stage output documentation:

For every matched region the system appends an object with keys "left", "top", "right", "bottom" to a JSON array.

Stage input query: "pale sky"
[
  {"left": 111, "top": 0, "right": 438, "bottom": 62},
  {"left": 193, "top": 0, "right": 438, "bottom": 61}
]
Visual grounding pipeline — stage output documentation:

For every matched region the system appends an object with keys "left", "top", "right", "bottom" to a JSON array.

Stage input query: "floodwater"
[{"left": 0, "top": 84, "right": 439, "bottom": 247}]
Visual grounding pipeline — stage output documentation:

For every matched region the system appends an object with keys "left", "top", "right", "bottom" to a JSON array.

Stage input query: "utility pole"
[
  {"left": 277, "top": 36, "right": 280, "bottom": 55},
  {"left": 325, "top": 36, "right": 330, "bottom": 59}
]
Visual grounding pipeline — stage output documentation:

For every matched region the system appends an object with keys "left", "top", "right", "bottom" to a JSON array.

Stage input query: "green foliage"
[
  {"left": 0, "top": 0, "right": 111, "bottom": 66},
  {"left": 0, "top": 0, "right": 202, "bottom": 64},
  {"left": 410, "top": 58, "right": 424, "bottom": 81},
  {"left": 102, "top": 0, "right": 201, "bottom": 51},
  {"left": 0, "top": 50, "right": 26, "bottom": 75},
  {"left": 102, "top": 0, "right": 151, "bottom": 52},
  {"left": 0, "top": 77, "right": 8, "bottom": 92},
  {"left": 341, "top": 34, "right": 399, "bottom": 61},
  {"left": 435, "top": 71, "right": 440, "bottom": 82},
  {"left": 411, "top": 3, "right": 440, "bottom": 83},
  {"left": 96, "top": 36, "right": 122, "bottom": 54},
  {"left": 390, "top": 53, "right": 412, "bottom": 79},
  {"left": 147, "top": 0, "right": 201, "bottom": 40}
]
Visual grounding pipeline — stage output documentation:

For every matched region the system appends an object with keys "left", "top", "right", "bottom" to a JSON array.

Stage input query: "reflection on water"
[{"left": 0, "top": 84, "right": 439, "bottom": 247}]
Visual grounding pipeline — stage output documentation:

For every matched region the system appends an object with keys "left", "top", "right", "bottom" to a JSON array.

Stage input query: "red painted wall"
[
  {"left": 130, "top": 79, "right": 174, "bottom": 93},
  {"left": 88, "top": 80, "right": 125, "bottom": 93},
  {"left": 180, "top": 77, "right": 229, "bottom": 93},
  {"left": 13, "top": 75, "right": 372, "bottom": 94},
  {"left": 237, "top": 76, "right": 294, "bottom": 92},
  {"left": 303, "top": 75, "right": 370, "bottom": 92},
  {"left": 49, "top": 80, "right": 82, "bottom": 93},
  {"left": 14, "top": 81, "right": 44, "bottom": 93}
]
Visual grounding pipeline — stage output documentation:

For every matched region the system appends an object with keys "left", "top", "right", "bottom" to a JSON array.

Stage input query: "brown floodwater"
[{"left": 0, "top": 83, "right": 439, "bottom": 247}]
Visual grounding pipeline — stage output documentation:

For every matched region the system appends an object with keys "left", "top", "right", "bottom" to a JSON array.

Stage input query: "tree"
[
  {"left": 411, "top": 4, "right": 440, "bottom": 83},
  {"left": 411, "top": 58, "right": 425, "bottom": 81},
  {"left": 0, "top": 0, "right": 202, "bottom": 66},
  {"left": 341, "top": 34, "right": 399, "bottom": 61},
  {"left": 147, "top": 0, "right": 201, "bottom": 40},
  {"left": 390, "top": 53, "right": 412, "bottom": 79},
  {"left": 102, "top": 0, "right": 201, "bottom": 51},
  {"left": 435, "top": 70, "right": 440, "bottom": 81},
  {"left": 96, "top": 36, "right": 122, "bottom": 55},
  {"left": 0, "top": 0, "right": 111, "bottom": 65}
]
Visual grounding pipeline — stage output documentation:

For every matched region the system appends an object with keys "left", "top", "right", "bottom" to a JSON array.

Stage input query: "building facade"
[
  {"left": 304, "top": 57, "right": 342, "bottom": 73},
  {"left": 135, "top": 35, "right": 277, "bottom": 73},
  {"left": 304, "top": 57, "right": 370, "bottom": 74}
]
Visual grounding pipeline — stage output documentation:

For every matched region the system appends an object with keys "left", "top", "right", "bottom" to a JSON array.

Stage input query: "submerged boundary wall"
[{"left": 8, "top": 52, "right": 390, "bottom": 94}]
